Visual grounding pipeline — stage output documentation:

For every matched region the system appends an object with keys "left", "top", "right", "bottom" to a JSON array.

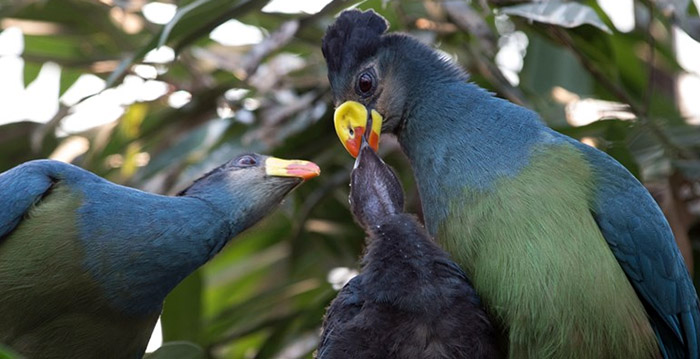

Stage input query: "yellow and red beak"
[
  {"left": 333, "top": 101, "right": 383, "bottom": 158},
  {"left": 265, "top": 157, "right": 320, "bottom": 180}
]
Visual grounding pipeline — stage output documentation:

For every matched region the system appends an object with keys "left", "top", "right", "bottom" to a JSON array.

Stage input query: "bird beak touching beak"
[
  {"left": 265, "top": 157, "right": 321, "bottom": 180},
  {"left": 333, "top": 101, "right": 383, "bottom": 158}
]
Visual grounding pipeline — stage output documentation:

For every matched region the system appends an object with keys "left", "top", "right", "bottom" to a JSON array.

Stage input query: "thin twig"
[
  {"left": 241, "top": 0, "right": 352, "bottom": 80},
  {"left": 241, "top": 20, "right": 300, "bottom": 78}
]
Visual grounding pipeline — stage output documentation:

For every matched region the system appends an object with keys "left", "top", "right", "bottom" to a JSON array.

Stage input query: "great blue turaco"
[
  {"left": 322, "top": 9, "right": 700, "bottom": 359},
  {"left": 0, "top": 154, "right": 319, "bottom": 358},
  {"left": 317, "top": 137, "right": 501, "bottom": 359}
]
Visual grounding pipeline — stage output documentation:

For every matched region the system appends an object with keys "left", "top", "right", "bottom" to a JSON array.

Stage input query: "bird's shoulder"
[
  {"left": 0, "top": 160, "right": 105, "bottom": 240},
  {"left": 317, "top": 275, "right": 366, "bottom": 358},
  {"left": 322, "top": 275, "right": 364, "bottom": 327},
  {"left": 432, "top": 257, "right": 479, "bottom": 297}
]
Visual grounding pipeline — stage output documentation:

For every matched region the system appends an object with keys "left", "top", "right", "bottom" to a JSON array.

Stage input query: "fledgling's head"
[
  {"left": 180, "top": 153, "right": 320, "bottom": 230},
  {"left": 349, "top": 142, "right": 404, "bottom": 229},
  {"left": 322, "top": 9, "right": 466, "bottom": 157}
]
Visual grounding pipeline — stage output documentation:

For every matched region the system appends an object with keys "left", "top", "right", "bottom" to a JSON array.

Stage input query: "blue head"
[{"left": 179, "top": 153, "right": 320, "bottom": 234}]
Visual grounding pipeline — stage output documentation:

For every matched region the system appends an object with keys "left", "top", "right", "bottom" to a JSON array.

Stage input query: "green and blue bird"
[
  {"left": 0, "top": 154, "right": 319, "bottom": 358},
  {"left": 322, "top": 9, "right": 699, "bottom": 359}
]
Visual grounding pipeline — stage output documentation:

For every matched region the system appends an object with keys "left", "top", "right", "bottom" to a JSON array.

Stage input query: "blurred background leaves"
[{"left": 1, "top": 0, "right": 700, "bottom": 357}]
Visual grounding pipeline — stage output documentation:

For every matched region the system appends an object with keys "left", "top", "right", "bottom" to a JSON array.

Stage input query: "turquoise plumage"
[
  {"left": 0, "top": 154, "right": 319, "bottom": 358},
  {"left": 322, "top": 9, "right": 699, "bottom": 358}
]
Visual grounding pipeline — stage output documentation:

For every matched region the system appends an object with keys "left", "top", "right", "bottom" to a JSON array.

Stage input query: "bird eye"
[
  {"left": 357, "top": 72, "right": 374, "bottom": 95},
  {"left": 236, "top": 155, "right": 257, "bottom": 167}
]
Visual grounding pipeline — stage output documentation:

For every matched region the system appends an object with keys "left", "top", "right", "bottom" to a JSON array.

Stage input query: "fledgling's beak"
[
  {"left": 265, "top": 157, "right": 320, "bottom": 180},
  {"left": 333, "top": 101, "right": 382, "bottom": 158}
]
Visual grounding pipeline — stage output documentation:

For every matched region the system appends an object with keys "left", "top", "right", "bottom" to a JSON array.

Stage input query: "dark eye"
[
  {"left": 357, "top": 72, "right": 374, "bottom": 95},
  {"left": 236, "top": 155, "right": 257, "bottom": 167}
]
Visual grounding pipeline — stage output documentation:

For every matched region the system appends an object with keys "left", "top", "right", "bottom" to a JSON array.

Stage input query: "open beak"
[
  {"left": 333, "top": 101, "right": 382, "bottom": 158},
  {"left": 265, "top": 157, "right": 320, "bottom": 180}
]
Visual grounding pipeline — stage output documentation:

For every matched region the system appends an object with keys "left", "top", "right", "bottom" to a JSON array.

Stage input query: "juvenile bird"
[
  {"left": 0, "top": 153, "right": 319, "bottom": 358},
  {"left": 323, "top": 9, "right": 699, "bottom": 358},
  {"left": 317, "top": 140, "right": 501, "bottom": 359}
]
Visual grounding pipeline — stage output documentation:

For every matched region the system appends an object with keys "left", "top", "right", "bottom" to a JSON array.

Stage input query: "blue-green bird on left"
[{"left": 0, "top": 154, "right": 320, "bottom": 359}]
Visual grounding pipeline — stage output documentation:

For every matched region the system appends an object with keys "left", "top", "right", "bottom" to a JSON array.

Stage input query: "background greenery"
[{"left": 1, "top": 0, "right": 700, "bottom": 358}]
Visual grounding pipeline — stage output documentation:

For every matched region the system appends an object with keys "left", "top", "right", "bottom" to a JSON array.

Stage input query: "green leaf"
[
  {"left": 0, "top": 343, "right": 22, "bottom": 359},
  {"left": 144, "top": 342, "right": 205, "bottom": 359},
  {"left": 501, "top": 2, "right": 612, "bottom": 34},
  {"left": 158, "top": 0, "right": 215, "bottom": 48},
  {"left": 162, "top": 271, "right": 203, "bottom": 344},
  {"left": 59, "top": 67, "right": 82, "bottom": 96},
  {"left": 22, "top": 61, "right": 41, "bottom": 88}
]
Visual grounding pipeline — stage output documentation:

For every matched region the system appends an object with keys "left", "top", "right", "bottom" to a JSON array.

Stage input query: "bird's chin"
[{"left": 277, "top": 177, "right": 304, "bottom": 196}]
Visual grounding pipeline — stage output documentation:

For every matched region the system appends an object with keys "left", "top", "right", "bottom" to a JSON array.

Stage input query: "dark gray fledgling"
[{"left": 317, "top": 141, "right": 501, "bottom": 359}]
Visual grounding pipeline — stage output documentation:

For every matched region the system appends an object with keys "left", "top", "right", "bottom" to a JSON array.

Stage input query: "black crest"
[{"left": 322, "top": 9, "right": 389, "bottom": 75}]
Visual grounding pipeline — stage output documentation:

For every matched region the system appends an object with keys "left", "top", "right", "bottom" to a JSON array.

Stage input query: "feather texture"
[
  {"left": 0, "top": 157, "right": 306, "bottom": 358},
  {"left": 319, "top": 145, "right": 500, "bottom": 358},
  {"left": 319, "top": 214, "right": 501, "bottom": 359},
  {"left": 404, "top": 82, "right": 697, "bottom": 358},
  {"left": 322, "top": 10, "right": 700, "bottom": 357}
]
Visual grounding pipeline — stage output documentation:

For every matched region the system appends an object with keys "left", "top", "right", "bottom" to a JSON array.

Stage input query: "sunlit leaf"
[
  {"left": 501, "top": 2, "right": 612, "bottom": 33},
  {"left": 162, "top": 271, "right": 204, "bottom": 344}
]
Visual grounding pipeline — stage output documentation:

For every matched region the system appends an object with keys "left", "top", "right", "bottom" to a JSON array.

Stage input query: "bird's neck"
[
  {"left": 79, "top": 189, "right": 243, "bottom": 315},
  {"left": 361, "top": 213, "right": 449, "bottom": 311},
  {"left": 398, "top": 81, "right": 547, "bottom": 235}
]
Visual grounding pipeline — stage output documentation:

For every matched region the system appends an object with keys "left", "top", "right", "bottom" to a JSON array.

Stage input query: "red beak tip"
[{"left": 285, "top": 163, "right": 321, "bottom": 180}]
